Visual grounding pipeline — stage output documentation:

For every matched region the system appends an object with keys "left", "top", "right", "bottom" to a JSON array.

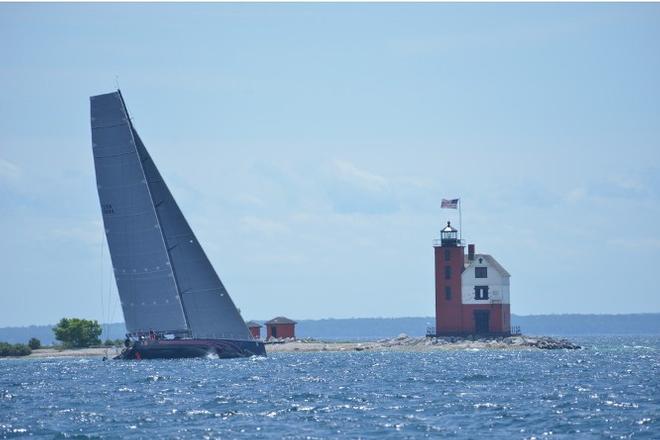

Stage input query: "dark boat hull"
[{"left": 115, "top": 338, "right": 266, "bottom": 360}]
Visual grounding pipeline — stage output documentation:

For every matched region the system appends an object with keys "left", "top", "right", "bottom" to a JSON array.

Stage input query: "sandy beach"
[{"left": 25, "top": 346, "right": 123, "bottom": 359}]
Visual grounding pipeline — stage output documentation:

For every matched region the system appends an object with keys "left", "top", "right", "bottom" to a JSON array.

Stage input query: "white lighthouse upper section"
[{"left": 461, "top": 254, "right": 511, "bottom": 305}]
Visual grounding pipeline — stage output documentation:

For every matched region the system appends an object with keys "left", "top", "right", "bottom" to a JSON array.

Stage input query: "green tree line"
[
  {"left": 0, "top": 318, "right": 105, "bottom": 357},
  {"left": 0, "top": 342, "right": 31, "bottom": 357}
]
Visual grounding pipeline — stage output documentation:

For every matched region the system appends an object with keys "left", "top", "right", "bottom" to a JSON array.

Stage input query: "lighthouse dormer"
[{"left": 440, "top": 221, "right": 459, "bottom": 246}]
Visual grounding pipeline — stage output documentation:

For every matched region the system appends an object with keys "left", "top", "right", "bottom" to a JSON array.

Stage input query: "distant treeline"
[
  {"left": 293, "top": 314, "right": 660, "bottom": 340},
  {"left": 1, "top": 314, "right": 658, "bottom": 344}
]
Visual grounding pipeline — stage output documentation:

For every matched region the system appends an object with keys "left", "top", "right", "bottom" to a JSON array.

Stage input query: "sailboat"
[{"left": 90, "top": 90, "right": 265, "bottom": 359}]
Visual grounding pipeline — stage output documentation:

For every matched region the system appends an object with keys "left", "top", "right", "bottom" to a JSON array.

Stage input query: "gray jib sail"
[
  {"left": 132, "top": 129, "right": 251, "bottom": 340},
  {"left": 91, "top": 90, "right": 252, "bottom": 340}
]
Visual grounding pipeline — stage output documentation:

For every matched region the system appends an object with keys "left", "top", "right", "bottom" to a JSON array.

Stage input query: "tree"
[
  {"left": 28, "top": 338, "right": 41, "bottom": 350},
  {"left": 0, "top": 342, "right": 31, "bottom": 357},
  {"left": 53, "top": 318, "right": 102, "bottom": 348}
]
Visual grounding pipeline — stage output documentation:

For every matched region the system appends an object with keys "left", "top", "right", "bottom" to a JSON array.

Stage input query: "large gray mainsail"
[{"left": 91, "top": 90, "right": 252, "bottom": 340}]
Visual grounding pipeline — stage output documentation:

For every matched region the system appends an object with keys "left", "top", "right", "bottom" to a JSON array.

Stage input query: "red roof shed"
[
  {"left": 265, "top": 316, "right": 297, "bottom": 340},
  {"left": 246, "top": 321, "right": 262, "bottom": 340}
]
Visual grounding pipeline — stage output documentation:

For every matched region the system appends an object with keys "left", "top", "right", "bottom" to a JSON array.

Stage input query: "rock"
[{"left": 524, "top": 336, "right": 581, "bottom": 350}]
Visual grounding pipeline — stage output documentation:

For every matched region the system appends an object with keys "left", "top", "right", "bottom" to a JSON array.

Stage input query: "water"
[{"left": 1, "top": 336, "right": 658, "bottom": 439}]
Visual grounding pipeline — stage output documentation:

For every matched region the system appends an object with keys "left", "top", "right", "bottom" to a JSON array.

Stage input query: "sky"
[{"left": 1, "top": 3, "right": 659, "bottom": 327}]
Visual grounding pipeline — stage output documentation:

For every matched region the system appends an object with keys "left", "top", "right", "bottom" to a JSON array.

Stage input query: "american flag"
[{"left": 441, "top": 198, "right": 459, "bottom": 209}]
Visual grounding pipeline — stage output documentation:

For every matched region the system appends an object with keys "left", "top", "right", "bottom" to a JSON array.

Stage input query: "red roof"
[{"left": 265, "top": 316, "right": 297, "bottom": 325}]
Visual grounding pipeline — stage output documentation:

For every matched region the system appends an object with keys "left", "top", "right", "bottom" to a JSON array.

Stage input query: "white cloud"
[
  {"left": 245, "top": 252, "right": 306, "bottom": 265},
  {"left": 0, "top": 158, "right": 22, "bottom": 182},
  {"left": 614, "top": 176, "right": 645, "bottom": 192},
  {"left": 565, "top": 187, "right": 588, "bottom": 203},
  {"left": 235, "top": 193, "right": 265, "bottom": 207},
  {"left": 239, "top": 216, "right": 289, "bottom": 236},
  {"left": 332, "top": 159, "right": 388, "bottom": 192},
  {"left": 607, "top": 238, "right": 660, "bottom": 250},
  {"left": 50, "top": 220, "right": 103, "bottom": 246}
]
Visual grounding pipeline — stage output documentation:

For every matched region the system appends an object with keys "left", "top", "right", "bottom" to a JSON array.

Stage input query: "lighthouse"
[{"left": 432, "top": 222, "right": 511, "bottom": 336}]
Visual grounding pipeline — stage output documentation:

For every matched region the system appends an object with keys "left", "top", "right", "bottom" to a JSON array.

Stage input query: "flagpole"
[{"left": 459, "top": 199, "right": 462, "bottom": 243}]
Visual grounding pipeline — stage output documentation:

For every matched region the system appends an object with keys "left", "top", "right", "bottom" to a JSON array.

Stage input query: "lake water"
[{"left": 1, "top": 336, "right": 658, "bottom": 439}]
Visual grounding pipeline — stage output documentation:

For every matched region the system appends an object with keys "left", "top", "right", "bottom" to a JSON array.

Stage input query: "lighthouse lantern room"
[
  {"left": 440, "top": 222, "right": 459, "bottom": 246},
  {"left": 432, "top": 221, "right": 511, "bottom": 336}
]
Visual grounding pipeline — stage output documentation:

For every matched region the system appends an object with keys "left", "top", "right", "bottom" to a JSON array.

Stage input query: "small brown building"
[
  {"left": 265, "top": 316, "right": 297, "bottom": 339},
  {"left": 246, "top": 321, "right": 262, "bottom": 340}
]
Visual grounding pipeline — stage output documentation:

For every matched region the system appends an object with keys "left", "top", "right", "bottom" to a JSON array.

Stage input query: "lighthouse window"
[
  {"left": 474, "top": 286, "right": 489, "bottom": 300},
  {"left": 445, "top": 286, "right": 452, "bottom": 300},
  {"left": 475, "top": 267, "right": 487, "bottom": 278},
  {"left": 444, "top": 249, "right": 451, "bottom": 261},
  {"left": 444, "top": 266, "right": 451, "bottom": 279}
]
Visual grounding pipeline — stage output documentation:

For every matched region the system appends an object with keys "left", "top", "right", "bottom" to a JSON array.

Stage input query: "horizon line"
[{"left": 2, "top": 312, "right": 660, "bottom": 329}]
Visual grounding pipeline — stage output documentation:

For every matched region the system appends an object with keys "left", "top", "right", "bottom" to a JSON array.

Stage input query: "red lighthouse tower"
[
  {"left": 434, "top": 222, "right": 465, "bottom": 335},
  {"left": 432, "top": 221, "right": 512, "bottom": 336}
]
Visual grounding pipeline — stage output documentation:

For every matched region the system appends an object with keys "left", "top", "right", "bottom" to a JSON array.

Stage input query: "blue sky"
[{"left": 1, "top": 3, "right": 659, "bottom": 327}]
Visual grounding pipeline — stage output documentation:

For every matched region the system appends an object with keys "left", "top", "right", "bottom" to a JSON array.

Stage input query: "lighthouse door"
[{"left": 474, "top": 310, "right": 490, "bottom": 334}]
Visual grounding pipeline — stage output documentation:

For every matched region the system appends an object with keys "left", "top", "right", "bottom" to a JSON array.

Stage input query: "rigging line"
[
  {"left": 108, "top": 275, "right": 118, "bottom": 339},
  {"left": 102, "top": 229, "right": 116, "bottom": 341},
  {"left": 106, "top": 246, "right": 115, "bottom": 337},
  {"left": 105, "top": 253, "right": 114, "bottom": 340},
  {"left": 100, "top": 226, "right": 107, "bottom": 341}
]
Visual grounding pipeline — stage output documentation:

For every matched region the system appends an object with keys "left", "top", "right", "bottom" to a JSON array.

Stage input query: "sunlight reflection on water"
[{"left": 0, "top": 336, "right": 658, "bottom": 439}]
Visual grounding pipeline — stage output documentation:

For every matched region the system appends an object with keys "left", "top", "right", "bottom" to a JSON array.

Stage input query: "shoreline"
[
  {"left": 3, "top": 335, "right": 581, "bottom": 359},
  {"left": 25, "top": 347, "right": 123, "bottom": 359}
]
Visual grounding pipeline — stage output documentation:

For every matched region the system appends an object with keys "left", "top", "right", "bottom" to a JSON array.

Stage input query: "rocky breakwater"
[
  {"left": 379, "top": 334, "right": 580, "bottom": 351},
  {"left": 265, "top": 334, "right": 580, "bottom": 353},
  {"left": 503, "top": 335, "right": 581, "bottom": 350}
]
